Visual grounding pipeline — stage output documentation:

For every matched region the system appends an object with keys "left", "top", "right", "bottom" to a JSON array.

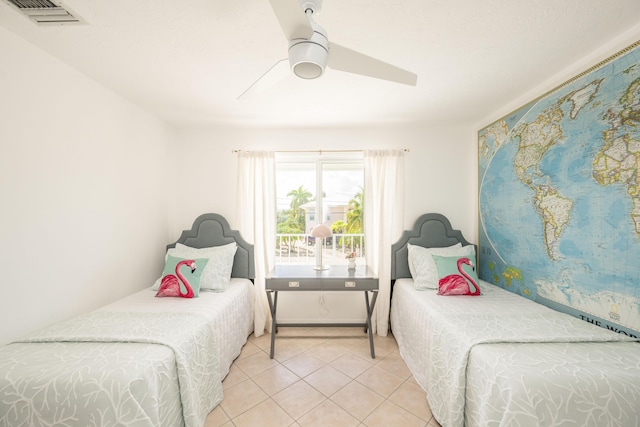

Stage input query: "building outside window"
[{"left": 275, "top": 152, "right": 364, "bottom": 266}]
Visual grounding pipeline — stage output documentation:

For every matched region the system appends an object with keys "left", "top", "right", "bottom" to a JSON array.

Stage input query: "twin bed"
[
  {"left": 390, "top": 213, "right": 640, "bottom": 427},
  {"left": 0, "top": 214, "right": 255, "bottom": 427}
]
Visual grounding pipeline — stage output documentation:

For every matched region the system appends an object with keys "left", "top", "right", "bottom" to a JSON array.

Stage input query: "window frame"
[{"left": 275, "top": 151, "right": 365, "bottom": 266}]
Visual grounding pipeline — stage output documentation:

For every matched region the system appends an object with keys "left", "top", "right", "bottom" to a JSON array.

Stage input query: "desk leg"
[
  {"left": 266, "top": 290, "right": 278, "bottom": 359},
  {"left": 364, "top": 291, "right": 378, "bottom": 359}
]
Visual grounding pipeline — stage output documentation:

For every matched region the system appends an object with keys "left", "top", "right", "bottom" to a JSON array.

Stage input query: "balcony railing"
[{"left": 276, "top": 233, "right": 365, "bottom": 265}]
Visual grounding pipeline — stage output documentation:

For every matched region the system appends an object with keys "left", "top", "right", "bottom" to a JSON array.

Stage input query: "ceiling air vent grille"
[{"left": 5, "top": 0, "right": 84, "bottom": 25}]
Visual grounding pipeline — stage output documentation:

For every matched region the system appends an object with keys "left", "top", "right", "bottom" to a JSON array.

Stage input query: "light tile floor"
[{"left": 206, "top": 327, "right": 441, "bottom": 427}]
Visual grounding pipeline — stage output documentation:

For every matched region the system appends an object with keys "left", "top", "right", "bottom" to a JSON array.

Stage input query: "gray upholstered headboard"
[
  {"left": 391, "top": 213, "right": 476, "bottom": 280},
  {"left": 167, "top": 213, "right": 255, "bottom": 281}
]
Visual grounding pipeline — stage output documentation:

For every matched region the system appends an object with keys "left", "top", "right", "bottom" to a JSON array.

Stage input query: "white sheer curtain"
[
  {"left": 236, "top": 151, "right": 276, "bottom": 337},
  {"left": 364, "top": 149, "right": 405, "bottom": 336}
]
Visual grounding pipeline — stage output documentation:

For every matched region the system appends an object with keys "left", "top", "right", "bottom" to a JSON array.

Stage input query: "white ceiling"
[{"left": 2, "top": 0, "right": 640, "bottom": 127}]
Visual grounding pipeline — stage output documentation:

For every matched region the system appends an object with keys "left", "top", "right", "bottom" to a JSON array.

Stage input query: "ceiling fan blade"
[
  {"left": 327, "top": 42, "right": 417, "bottom": 86},
  {"left": 268, "top": 0, "right": 314, "bottom": 41},
  {"left": 237, "top": 59, "right": 290, "bottom": 100}
]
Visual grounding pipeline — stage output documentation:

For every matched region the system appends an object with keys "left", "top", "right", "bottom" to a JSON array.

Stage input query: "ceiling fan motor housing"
[{"left": 288, "top": 15, "right": 328, "bottom": 79}]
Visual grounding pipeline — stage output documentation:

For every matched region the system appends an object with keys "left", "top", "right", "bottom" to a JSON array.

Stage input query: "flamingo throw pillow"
[
  {"left": 155, "top": 255, "right": 209, "bottom": 298},
  {"left": 432, "top": 254, "right": 481, "bottom": 296}
]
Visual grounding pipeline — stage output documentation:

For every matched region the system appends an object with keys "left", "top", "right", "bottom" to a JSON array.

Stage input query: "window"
[{"left": 275, "top": 152, "right": 364, "bottom": 266}]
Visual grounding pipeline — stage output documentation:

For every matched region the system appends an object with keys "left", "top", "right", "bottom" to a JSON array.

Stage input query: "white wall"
[
  {"left": 0, "top": 27, "right": 171, "bottom": 345},
  {"left": 171, "top": 124, "right": 477, "bottom": 322}
]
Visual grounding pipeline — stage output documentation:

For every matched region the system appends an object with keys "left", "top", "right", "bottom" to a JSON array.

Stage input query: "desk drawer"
[
  {"left": 322, "top": 278, "right": 378, "bottom": 291},
  {"left": 266, "top": 278, "right": 322, "bottom": 290}
]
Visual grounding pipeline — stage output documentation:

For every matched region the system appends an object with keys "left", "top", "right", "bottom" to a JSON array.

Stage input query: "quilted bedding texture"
[
  {"left": 0, "top": 279, "right": 255, "bottom": 427},
  {"left": 0, "top": 311, "right": 222, "bottom": 427},
  {"left": 390, "top": 279, "right": 640, "bottom": 427}
]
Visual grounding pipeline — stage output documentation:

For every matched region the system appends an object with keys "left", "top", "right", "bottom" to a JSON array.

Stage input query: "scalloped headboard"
[
  {"left": 167, "top": 213, "right": 255, "bottom": 280},
  {"left": 391, "top": 213, "right": 476, "bottom": 280}
]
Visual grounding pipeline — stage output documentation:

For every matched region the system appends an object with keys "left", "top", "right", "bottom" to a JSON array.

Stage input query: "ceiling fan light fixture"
[
  {"left": 289, "top": 40, "right": 328, "bottom": 79},
  {"left": 288, "top": 16, "right": 328, "bottom": 80}
]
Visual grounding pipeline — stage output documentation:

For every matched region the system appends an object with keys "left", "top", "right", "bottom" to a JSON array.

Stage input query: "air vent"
[{"left": 4, "top": 0, "right": 84, "bottom": 25}]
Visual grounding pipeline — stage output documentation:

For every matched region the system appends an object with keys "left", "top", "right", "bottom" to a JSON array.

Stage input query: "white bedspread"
[
  {"left": 1, "top": 341, "right": 181, "bottom": 427},
  {"left": 99, "top": 278, "right": 255, "bottom": 378},
  {"left": 0, "top": 279, "right": 254, "bottom": 427},
  {"left": 466, "top": 341, "right": 640, "bottom": 427},
  {"left": 4, "top": 311, "right": 221, "bottom": 427},
  {"left": 390, "top": 279, "right": 640, "bottom": 427}
]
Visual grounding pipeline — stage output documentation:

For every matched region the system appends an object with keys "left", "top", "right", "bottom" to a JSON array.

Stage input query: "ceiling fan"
[{"left": 238, "top": 0, "right": 417, "bottom": 98}]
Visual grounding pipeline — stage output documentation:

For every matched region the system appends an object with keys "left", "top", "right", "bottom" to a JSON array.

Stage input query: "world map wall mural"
[{"left": 478, "top": 41, "right": 640, "bottom": 338}]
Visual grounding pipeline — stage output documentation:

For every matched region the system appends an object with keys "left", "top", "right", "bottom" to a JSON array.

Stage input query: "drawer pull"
[
  {"left": 345, "top": 281, "right": 356, "bottom": 288},
  {"left": 288, "top": 281, "right": 300, "bottom": 287}
]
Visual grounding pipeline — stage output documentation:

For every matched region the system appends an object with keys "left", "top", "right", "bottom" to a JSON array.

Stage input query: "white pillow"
[
  {"left": 407, "top": 242, "right": 461, "bottom": 278},
  {"left": 152, "top": 242, "right": 237, "bottom": 291},
  {"left": 408, "top": 243, "right": 475, "bottom": 290}
]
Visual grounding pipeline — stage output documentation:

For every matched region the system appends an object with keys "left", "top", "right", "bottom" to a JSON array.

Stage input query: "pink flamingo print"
[
  {"left": 437, "top": 257, "right": 480, "bottom": 296},
  {"left": 155, "top": 259, "right": 197, "bottom": 298}
]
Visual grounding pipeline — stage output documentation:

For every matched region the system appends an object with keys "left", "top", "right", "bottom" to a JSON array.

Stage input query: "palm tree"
[
  {"left": 346, "top": 188, "right": 363, "bottom": 234},
  {"left": 331, "top": 220, "right": 347, "bottom": 234},
  {"left": 287, "top": 185, "right": 312, "bottom": 230}
]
